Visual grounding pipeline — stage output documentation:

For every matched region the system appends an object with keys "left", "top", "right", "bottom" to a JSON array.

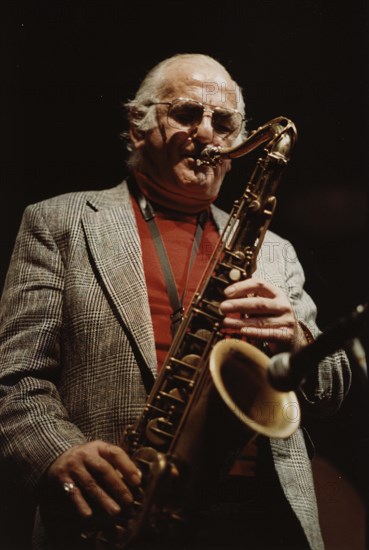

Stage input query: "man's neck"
[{"left": 131, "top": 170, "right": 214, "bottom": 215}]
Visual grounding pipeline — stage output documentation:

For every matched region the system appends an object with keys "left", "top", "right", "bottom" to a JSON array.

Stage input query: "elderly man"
[{"left": 0, "top": 54, "right": 350, "bottom": 549}]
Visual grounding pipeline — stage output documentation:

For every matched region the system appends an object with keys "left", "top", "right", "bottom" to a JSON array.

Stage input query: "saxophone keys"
[
  {"left": 229, "top": 268, "right": 242, "bottom": 282},
  {"left": 249, "top": 199, "right": 261, "bottom": 211}
]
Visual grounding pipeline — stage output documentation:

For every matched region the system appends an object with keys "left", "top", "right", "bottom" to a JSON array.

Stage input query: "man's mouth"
[
  {"left": 183, "top": 152, "right": 196, "bottom": 160},
  {"left": 182, "top": 152, "right": 205, "bottom": 167}
]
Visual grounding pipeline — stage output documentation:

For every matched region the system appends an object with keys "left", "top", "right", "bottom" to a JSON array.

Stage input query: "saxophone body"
[{"left": 94, "top": 117, "right": 299, "bottom": 549}]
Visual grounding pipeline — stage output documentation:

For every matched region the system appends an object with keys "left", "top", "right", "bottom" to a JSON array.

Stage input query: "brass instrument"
[{"left": 94, "top": 117, "right": 300, "bottom": 548}]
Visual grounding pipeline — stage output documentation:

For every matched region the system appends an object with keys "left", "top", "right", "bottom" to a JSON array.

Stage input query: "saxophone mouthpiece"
[{"left": 197, "top": 146, "right": 222, "bottom": 167}]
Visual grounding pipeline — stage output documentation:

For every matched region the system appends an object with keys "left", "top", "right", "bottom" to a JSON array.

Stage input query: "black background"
[{"left": 1, "top": 0, "right": 368, "bottom": 546}]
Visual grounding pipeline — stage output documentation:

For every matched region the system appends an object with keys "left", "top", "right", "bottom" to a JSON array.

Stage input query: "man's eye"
[
  {"left": 214, "top": 116, "right": 233, "bottom": 133},
  {"left": 214, "top": 112, "right": 238, "bottom": 134},
  {"left": 171, "top": 105, "right": 200, "bottom": 124}
]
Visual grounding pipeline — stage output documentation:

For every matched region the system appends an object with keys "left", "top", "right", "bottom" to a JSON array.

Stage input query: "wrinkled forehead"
[{"left": 160, "top": 61, "right": 241, "bottom": 111}]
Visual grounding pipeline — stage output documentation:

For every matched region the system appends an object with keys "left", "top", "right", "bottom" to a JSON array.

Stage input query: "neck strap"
[{"left": 128, "top": 177, "right": 207, "bottom": 337}]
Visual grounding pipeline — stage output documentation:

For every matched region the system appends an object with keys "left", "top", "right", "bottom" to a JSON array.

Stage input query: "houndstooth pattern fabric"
[{"left": 0, "top": 181, "right": 351, "bottom": 549}]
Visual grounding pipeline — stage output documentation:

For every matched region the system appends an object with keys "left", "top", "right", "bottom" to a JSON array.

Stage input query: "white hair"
[{"left": 123, "top": 53, "right": 247, "bottom": 168}]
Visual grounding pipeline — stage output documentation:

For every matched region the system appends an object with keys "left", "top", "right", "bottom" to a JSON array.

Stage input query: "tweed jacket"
[{"left": 0, "top": 181, "right": 351, "bottom": 549}]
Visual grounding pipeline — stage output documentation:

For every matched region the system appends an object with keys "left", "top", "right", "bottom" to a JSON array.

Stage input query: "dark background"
[{"left": 1, "top": 0, "right": 368, "bottom": 547}]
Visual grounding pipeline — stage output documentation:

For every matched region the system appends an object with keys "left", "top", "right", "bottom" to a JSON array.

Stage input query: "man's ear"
[{"left": 129, "top": 122, "right": 146, "bottom": 150}]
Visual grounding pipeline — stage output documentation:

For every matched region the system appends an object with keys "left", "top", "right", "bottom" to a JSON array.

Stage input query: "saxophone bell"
[{"left": 209, "top": 339, "right": 300, "bottom": 438}]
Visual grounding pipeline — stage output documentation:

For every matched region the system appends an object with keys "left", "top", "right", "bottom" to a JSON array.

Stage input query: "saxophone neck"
[{"left": 198, "top": 116, "right": 297, "bottom": 166}]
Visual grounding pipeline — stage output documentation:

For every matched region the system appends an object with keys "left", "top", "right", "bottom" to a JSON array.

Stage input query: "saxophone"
[{"left": 93, "top": 117, "right": 300, "bottom": 549}]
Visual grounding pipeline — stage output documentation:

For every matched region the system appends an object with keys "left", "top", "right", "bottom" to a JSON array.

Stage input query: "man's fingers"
[
  {"left": 239, "top": 326, "right": 292, "bottom": 342},
  {"left": 220, "top": 296, "right": 280, "bottom": 314},
  {"left": 46, "top": 441, "right": 142, "bottom": 521},
  {"left": 98, "top": 443, "right": 141, "bottom": 485},
  {"left": 84, "top": 454, "right": 135, "bottom": 507},
  {"left": 224, "top": 279, "right": 276, "bottom": 299},
  {"left": 73, "top": 467, "right": 125, "bottom": 517},
  {"left": 223, "top": 314, "right": 294, "bottom": 329},
  {"left": 220, "top": 297, "right": 292, "bottom": 320},
  {"left": 63, "top": 482, "right": 94, "bottom": 519}
]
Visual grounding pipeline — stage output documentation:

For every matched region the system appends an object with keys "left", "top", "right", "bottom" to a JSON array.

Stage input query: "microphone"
[{"left": 267, "top": 303, "right": 367, "bottom": 392}]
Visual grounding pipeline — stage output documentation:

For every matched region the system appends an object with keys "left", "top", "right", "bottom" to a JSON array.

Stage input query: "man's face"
[{"left": 130, "top": 60, "right": 243, "bottom": 212}]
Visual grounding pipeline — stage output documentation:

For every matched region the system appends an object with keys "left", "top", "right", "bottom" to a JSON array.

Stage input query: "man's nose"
[{"left": 193, "top": 113, "right": 215, "bottom": 143}]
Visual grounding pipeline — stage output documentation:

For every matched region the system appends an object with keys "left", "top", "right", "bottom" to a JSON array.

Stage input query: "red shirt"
[{"left": 132, "top": 197, "right": 220, "bottom": 371}]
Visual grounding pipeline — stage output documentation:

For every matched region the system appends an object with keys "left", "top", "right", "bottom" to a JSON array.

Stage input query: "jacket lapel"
[{"left": 82, "top": 183, "right": 157, "bottom": 380}]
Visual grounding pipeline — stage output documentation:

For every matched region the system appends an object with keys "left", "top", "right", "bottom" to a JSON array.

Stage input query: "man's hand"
[
  {"left": 45, "top": 440, "right": 141, "bottom": 520},
  {"left": 220, "top": 278, "right": 307, "bottom": 352}
]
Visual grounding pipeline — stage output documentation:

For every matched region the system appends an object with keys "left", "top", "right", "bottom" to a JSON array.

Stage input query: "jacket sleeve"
[
  {"left": 282, "top": 240, "right": 351, "bottom": 417},
  {"left": 0, "top": 204, "right": 87, "bottom": 490}
]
